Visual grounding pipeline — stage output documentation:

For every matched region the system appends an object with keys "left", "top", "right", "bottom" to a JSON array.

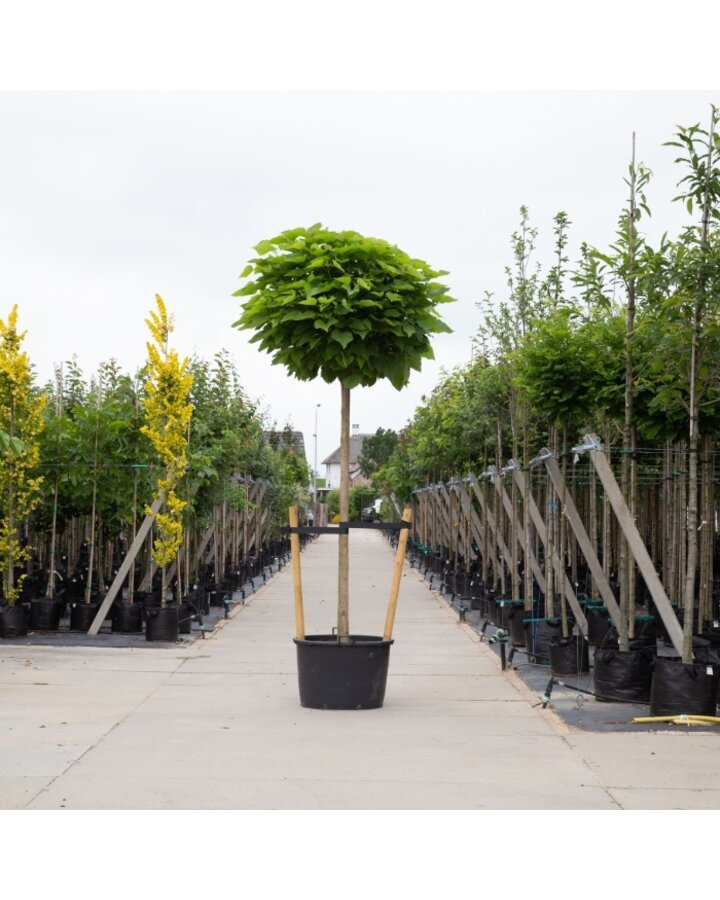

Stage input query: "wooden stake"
[
  {"left": 289, "top": 505, "right": 305, "bottom": 640},
  {"left": 383, "top": 507, "right": 413, "bottom": 641},
  {"left": 87, "top": 497, "right": 163, "bottom": 634}
]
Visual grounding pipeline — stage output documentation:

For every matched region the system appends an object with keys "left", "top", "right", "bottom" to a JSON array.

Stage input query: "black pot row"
[
  {"left": 481, "top": 606, "right": 720, "bottom": 716},
  {"left": 0, "top": 598, "right": 196, "bottom": 643}
]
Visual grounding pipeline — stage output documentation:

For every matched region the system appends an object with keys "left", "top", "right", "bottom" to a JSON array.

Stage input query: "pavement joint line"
[{"left": 19, "top": 643, "right": 196, "bottom": 810}]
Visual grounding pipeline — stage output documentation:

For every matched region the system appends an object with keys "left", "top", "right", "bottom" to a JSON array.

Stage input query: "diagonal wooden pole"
[
  {"left": 383, "top": 508, "right": 413, "bottom": 641},
  {"left": 508, "top": 463, "right": 586, "bottom": 636},
  {"left": 542, "top": 453, "right": 622, "bottom": 631},
  {"left": 582, "top": 434, "right": 685, "bottom": 657},
  {"left": 493, "top": 473, "right": 546, "bottom": 598},
  {"left": 87, "top": 497, "right": 162, "bottom": 635},
  {"left": 468, "top": 474, "right": 513, "bottom": 572},
  {"left": 289, "top": 505, "right": 305, "bottom": 640}
]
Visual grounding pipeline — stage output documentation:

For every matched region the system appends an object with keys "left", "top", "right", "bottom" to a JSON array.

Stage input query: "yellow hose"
[{"left": 633, "top": 715, "right": 720, "bottom": 726}]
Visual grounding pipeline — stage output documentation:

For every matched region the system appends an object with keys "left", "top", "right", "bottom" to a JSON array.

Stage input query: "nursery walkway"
[{"left": 1, "top": 530, "right": 719, "bottom": 810}]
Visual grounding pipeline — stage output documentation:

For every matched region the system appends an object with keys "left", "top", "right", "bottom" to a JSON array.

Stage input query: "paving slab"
[{"left": 1, "top": 529, "right": 718, "bottom": 810}]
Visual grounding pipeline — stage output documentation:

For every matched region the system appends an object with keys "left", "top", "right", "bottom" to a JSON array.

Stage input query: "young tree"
[
  {"left": 141, "top": 295, "right": 193, "bottom": 607},
  {"left": 234, "top": 224, "right": 453, "bottom": 640},
  {"left": 0, "top": 306, "right": 45, "bottom": 604},
  {"left": 664, "top": 106, "right": 720, "bottom": 661}
]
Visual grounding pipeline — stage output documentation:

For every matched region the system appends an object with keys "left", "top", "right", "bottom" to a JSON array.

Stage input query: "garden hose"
[{"left": 633, "top": 715, "right": 720, "bottom": 726}]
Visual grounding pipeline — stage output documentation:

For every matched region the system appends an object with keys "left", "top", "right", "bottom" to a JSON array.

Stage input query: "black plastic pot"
[
  {"left": 496, "top": 599, "right": 520, "bottom": 629},
  {"left": 593, "top": 647, "right": 655, "bottom": 703},
  {"left": 507, "top": 603, "right": 528, "bottom": 646},
  {"left": 0, "top": 603, "right": 29, "bottom": 638},
  {"left": 550, "top": 635, "right": 590, "bottom": 676},
  {"left": 145, "top": 606, "right": 179, "bottom": 642},
  {"left": 29, "top": 598, "right": 62, "bottom": 631},
  {"left": 294, "top": 634, "right": 393, "bottom": 709},
  {"left": 178, "top": 601, "right": 194, "bottom": 635},
  {"left": 69, "top": 602, "right": 99, "bottom": 632},
  {"left": 586, "top": 606, "right": 613, "bottom": 645},
  {"left": 112, "top": 601, "right": 143, "bottom": 633},
  {"left": 523, "top": 617, "right": 564, "bottom": 663},
  {"left": 649, "top": 656, "right": 719, "bottom": 716}
]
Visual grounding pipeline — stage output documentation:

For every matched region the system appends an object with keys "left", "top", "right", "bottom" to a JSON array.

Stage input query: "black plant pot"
[
  {"left": 29, "top": 598, "right": 62, "bottom": 631},
  {"left": 496, "top": 599, "right": 521, "bottom": 629},
  {"left": 112, "top": 601, "right": 143, "bottom": 633},
  {"left": 69, "top": 602, "right": 99, "bottom": 632},
  {"left": 593, "top": 647, "right": 655, "bottom": 703},
  {"left": 0, "top": 603, "right": 29, "bottom": 638},
  {"left": 177, "top": 601, "right": 194, "bottom": 635},
  {"left": 550, "top": 635, "right": 590, "bottom": 676},
  {"left": 145, "top": 606, "right": 179, "bottom": 642},
  {"left": 294, "top": 634, "right": 393, "bottom": 709},
  {"left": 649, "top": 656, "right": 719, "bottom": 717},
  {"left": 523, "top": 617, "right": 564, "bottom": 664},
  {"left": 508, "top": 604, "right": 528, "bottom": 647},
  {"left": 586, "top": 606, "right": 613, "bottom": 646}
]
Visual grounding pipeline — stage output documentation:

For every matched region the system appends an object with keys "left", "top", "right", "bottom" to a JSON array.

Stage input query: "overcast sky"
[
  {"left": 1, "top": 6, "right": 718, "bottom": 472},
  {"left": 3, "top": 90, "right": 719, "bottom": 470}
]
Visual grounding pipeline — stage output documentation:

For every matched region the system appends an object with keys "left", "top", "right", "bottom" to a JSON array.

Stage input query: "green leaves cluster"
[
  {"left": 377, "top": 106, "right": 720, "bottom": 514},
  {"left": 357, "top": 427, "right": 398, "bottom": 478},
  {"left": 233, "top": 225, "right": 454, "bottom": 390}
]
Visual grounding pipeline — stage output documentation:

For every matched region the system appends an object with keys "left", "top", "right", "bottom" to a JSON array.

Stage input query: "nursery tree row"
[
  {"left": 0, "top": 313, "right": 310, "bottom": 610},
  {"left": 375, "top": 108, "right": 720, "bottom": 664}
]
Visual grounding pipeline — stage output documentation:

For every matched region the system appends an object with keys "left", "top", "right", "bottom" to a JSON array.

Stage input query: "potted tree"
[
  {"left": 140, "top": 295, "right": 193, "bottom": 642},
  {"left": 0, "top": 306, "right": 45, "bottom": 639},
  {"left": 233, "top": 225, "right": 453, "bottom": 707}
]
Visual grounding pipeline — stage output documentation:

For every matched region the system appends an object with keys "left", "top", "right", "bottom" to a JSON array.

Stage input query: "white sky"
[
  {"left": 2, "top": 3, "right": 719, "bottom": 471},
  {"left": 4, "top": 89, "right": 719, "bottom": 469}
]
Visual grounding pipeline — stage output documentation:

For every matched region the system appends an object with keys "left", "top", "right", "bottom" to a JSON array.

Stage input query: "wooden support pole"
[
  {"left": 383, "top": 508, "right": 413, "bottom": 641},
  {"left": 509, "top": 464, "right": 587, "bottom": 636},
  {"left": 584, "top": 435, "right": 685, "bottom": 657},
  {"left": 289, "top": 505, "right": 305, "bottom": 640},
  {"left": 468, "top": 475, "right": 514, "bottom": 574},
  {"left": 494, "top": 473, "right": 546, "bottom": 598},
  {"left": 543, "top": 454, "right": 622, "bottom": 631},
  {"left": 87, "top": 498, "right": 163, "bottom": 635},
  {"left": 456, "top": 483, "right": 484, "bottom": 551},
  {"left": 434, "top": 485, "right": 452, "bottom": 551}
]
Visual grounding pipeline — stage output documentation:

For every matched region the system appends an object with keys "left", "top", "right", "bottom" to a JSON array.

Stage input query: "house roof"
[
  {"left": 322, "top": 433, "right": 372, "bottom": 466},
  {"left": 264, "top": 430, "right": 306, "bottom": 458}
]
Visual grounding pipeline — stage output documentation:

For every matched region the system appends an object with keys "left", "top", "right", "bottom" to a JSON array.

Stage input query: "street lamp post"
[{"left": 313, "top": 403, "right": 321, "bottom": 506}]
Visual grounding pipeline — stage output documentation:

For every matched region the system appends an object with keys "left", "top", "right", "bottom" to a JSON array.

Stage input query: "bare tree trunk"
[
  {"left": 700, "top": 435, "right": 713, "bottom": 624},
  {"left": 682, "top": 110, "right": 716, "bottom": 663},
  {"left": 523, "top": 409, "right": 532, "bottom": 612},
  {"left": 337, "top": 383, "right": 351, "bottom": 641},
  {"left": 546, "top": 426, "right": 556, "bottom": 619}
]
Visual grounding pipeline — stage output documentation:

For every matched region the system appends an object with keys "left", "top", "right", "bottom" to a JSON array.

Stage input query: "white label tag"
[{"left": 707, "top": 666, "right": 713, "bottom": 676}]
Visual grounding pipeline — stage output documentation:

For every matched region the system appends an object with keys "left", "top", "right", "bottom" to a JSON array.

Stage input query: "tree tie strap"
[{"left": 284, "top": 521, "right": 411, "bottom": 536}]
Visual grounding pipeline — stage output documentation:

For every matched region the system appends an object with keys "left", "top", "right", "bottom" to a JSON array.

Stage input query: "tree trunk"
[{"left": 337, "top": 383, "right": 351, "bottom": 641}]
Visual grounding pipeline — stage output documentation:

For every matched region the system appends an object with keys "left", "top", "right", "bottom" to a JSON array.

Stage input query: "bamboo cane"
[
  {"left": 289, "top": 505, "right": 305, "bottom": 640},
  {"left": 383, "top": 507, "right": 413, "bottom": 641}
]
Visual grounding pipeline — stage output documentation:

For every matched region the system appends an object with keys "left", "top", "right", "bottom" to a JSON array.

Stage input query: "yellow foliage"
[
  {"left": 0, "top": 305, "right": 45, "bottom": 603},
  {"left": 141, "top": 295, "right": 193, "bottom": 572}
]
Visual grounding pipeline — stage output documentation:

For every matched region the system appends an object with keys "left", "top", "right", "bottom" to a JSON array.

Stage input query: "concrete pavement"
[{"left": 1, "top": 529, "right": 718, "bottom": 809}]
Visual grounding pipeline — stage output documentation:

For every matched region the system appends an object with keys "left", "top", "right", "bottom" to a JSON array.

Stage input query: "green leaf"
[{"left": 331, "top": 330, "right": 354, "bottom": 349}]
